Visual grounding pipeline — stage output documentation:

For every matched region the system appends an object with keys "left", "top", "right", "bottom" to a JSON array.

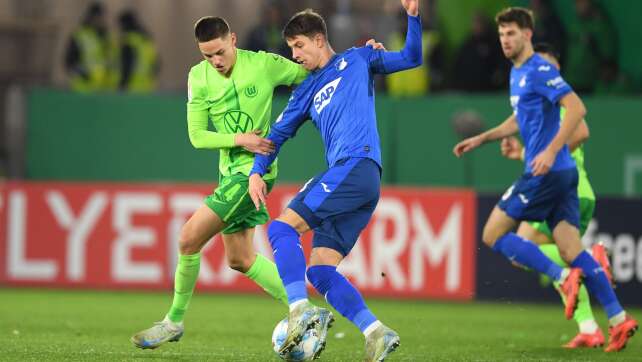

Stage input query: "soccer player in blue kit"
[
  {"left": 248, "top": 1, "right": 421, "bottom": 360},
  {"left": 453, "top": 7, "right": 637, "bottom": 352}
]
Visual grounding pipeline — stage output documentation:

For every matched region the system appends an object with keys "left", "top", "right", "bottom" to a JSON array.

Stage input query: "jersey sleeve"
[
  {"left": 250, "top": 83, "right": 313, "bottom": 176},
  {"left": 263, "top": 52, "right": 309, "bottom": 87},
  {"left": 531, "top": 66, "right": 573, "bottom": 104},
  {"left": 359, "top": 14, "right": 422, "bottom": 74},
  {"left": 186, "top": 67, "right": 235, "bottom": 149}
]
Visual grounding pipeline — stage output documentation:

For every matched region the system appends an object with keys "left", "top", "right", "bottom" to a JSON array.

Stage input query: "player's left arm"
[
  {"left": 531, "top": 67, "right": 586, "bottom": 175},
  {"left": 264, "top": 52, "right": 308, "bottom": 87},
  {"left": 366, "top": 0, "right": 422, "bottom": 74}
]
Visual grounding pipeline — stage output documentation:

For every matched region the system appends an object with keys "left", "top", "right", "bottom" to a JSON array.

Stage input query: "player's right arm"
[
  {"left": 248, "top": 84, "right": 313, "bottom": 209},
  {"left": 186, "top": 67, "right": 274, "bottom": 154},
  {"left": 453, "top": 114, "right": 518, "bottom": 157},
  {"left": 567, "top": 119, "right": 589, "bottom": 152}
]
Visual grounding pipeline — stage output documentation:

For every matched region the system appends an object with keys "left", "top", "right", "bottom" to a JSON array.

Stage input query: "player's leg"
[
  {"left": 131, "top": 204, "right": 225, "bottom": 349},
  {"left": 552, "top": 220, "right": 638, "bottom": 351},
  {"left": 267, "top": 208, "right": 322, "bottom": 355},
  {"left": 221, "top": 228, "right": 287, "bottom": 305},
  {"left": 520, "top": 222, "right": 602, "bottom": 347}
]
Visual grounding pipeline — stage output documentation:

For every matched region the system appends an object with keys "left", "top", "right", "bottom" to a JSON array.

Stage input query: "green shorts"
[
  {"left": 528, "top": 197, "right": 595, "bottom": 238},
  {"left": 204, "top": 173, "right": 275, "bottom": 235}
]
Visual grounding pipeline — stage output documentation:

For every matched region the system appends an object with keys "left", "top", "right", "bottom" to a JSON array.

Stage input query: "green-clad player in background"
[
  {"left": 130, "top": 16, "right": 307, "bottom": 349},
  {"left": 500, "top": 42, "right": 614, "bottom": 349}
]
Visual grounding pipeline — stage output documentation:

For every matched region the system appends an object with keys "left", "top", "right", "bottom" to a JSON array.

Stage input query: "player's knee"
[
  {"left": 482, "top": 226, "right": 498, "bottom": 248},
  {"left": 558, "top": 245, "right": 580, "bottom": 264},
  {"left": 227, "top": 254, "right": 253, "bottom": 273},
  {"left": 178, "top": 225, "right": 201, "bottom": 254}
]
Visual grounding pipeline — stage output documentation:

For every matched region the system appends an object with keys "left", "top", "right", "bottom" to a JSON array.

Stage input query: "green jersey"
[
  {"left": 560, "top": 108, "right": 595, "bottom": 200},
  {"left": 186, "top": 49, "right": 307, "bottom": 180}
]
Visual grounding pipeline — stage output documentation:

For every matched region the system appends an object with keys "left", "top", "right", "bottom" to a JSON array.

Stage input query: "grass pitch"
[{"left": 1, "top": 288, "right": 640, "bottom": 361}]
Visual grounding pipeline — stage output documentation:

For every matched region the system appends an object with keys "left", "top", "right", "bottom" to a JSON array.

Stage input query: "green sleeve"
[
  {"left": 186, "top": 67, "right": 235, "bottom": 149},
  {"left": 262, "top": 52, "right": 308, "bottom": 86}
]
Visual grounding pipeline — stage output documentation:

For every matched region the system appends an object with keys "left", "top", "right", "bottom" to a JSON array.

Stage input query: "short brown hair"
[
  {"left": 283, "top": 9, "right": 327, "bottom": 40},
  {"left": 495, "top": 7, "right": 535, "bottom": 30},
  {"left": 194, "top": 16, "right": 230, "bottom": 42}
]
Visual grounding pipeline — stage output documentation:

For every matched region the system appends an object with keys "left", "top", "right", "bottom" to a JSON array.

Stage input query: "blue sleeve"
[
  {"left": 366, "top": 15, "right": 423, "bottom": 74},
  {"left": 250, "top": 87, "right": 312, "bottom": 176},
  {"left": 531, "top": 66, "right": 573, "bottom": 104}
]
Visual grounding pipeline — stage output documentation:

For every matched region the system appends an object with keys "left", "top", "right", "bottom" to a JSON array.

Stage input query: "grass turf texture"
[{"left": 1, "top": 288, "right": 640, "bottom": 361}]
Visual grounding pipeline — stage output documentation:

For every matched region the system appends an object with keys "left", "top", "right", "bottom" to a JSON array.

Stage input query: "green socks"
[
  {"left": 539, "top": 244, "right": 595, "bottom": 324},
  {"left": 245, "top": 253, "right": 288, "bottom": 305},
  {"left": 167, "top": 253, "right": 201, "bottom": 323}
]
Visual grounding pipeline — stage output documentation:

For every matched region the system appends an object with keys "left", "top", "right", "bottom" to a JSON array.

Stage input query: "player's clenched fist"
[
  {"left": 248, "top": 173, "right": 268, "bottom": 210},
  {"left": 401, "top": 0, "right": 419, "bottom": 16},
  {"left": 500, "top": 136, "right": 523, "bottom": 160}
]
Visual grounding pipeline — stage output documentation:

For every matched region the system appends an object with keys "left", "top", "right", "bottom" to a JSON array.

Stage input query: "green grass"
[{"left": 1, "top": 288, "right": 640, "bottom": 361}]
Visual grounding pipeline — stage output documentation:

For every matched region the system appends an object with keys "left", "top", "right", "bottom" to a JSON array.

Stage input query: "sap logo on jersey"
[{"left": 314, "top": 77, "right": 342, "bottom": 114}]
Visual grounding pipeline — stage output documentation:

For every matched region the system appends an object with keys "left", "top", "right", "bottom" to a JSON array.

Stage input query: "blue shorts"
[
  {"left": 498, "top": 168, "right": 580, "bottom": 231},
  {"left": 289, "top": 157, "right": 381, "bottom": 256}
]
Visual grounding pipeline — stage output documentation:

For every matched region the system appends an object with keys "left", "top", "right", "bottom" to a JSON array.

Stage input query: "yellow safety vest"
[
  {"left": 121, "top": 31, "right": 158, "bottom": 92},
  {"left": 70, "top": 26, "right": 111, "bottom": 92}
]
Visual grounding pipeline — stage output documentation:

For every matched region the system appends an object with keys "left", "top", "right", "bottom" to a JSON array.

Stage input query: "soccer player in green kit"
[
  {"left": 500, "top": 42, "right": 614, "bottom": 349},
  {"left": 130, "top": 16, "right": 307, "bottom": 349}
]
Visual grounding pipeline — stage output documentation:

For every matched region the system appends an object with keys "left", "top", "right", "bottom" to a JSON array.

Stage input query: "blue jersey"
[
  {"left": 510, "top": 53, "right": 575, "bottom": 173},
  {"left": 251, "top": 15, "right": 422, "bottom": 176}
]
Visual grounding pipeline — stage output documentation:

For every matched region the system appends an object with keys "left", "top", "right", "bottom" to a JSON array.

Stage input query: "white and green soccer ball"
[{"left": 271, "top": 317, "right": 320, "bottom": 361}]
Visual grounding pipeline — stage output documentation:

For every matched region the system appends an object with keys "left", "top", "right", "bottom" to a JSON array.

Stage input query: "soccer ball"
[{"left": 271, "top": 317, "right": 320, "bottom": 361}]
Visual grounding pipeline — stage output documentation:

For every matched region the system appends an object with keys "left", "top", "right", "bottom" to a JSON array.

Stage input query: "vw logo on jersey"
[
  {"left": 223, "top": 110, "right": 254, "bottom": 133},
  {"left": 314, "top": 77, "right": 342, "bottom": 114}
]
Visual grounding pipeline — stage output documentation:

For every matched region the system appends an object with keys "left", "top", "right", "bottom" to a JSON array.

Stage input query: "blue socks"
[
  {"left": 493, "top": 232, "right": 563, "bottom": 281},
  {"left": 571, "top": 251, "right": 623, "bottom": 318},
  {"left": 268, "top": 220, "right": 308, "bottom": 304},
  {"left": 307, "top": 265, "right": 377, "bottom": 333}
]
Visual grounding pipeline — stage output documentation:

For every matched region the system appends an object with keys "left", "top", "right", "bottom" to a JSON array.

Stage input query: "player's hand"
[
  {"left": 401, "top": 0, "right": 419, "bottom": 16},
  {"left": 248, "top": 173, "right": 268, "bottom": 210},
  {"left": 453, "top": 136, "right": 482, "bottom": 157},
  {"left": 500, "top": 137, "right": 523, "bottom": 161},
  {"left": 365, "top": 38, "right": 387, "bottom": 51},
  {"left": 530, "top": 148, "right": 556, "bottom": 176},
  {"left": 235, "top": 130, "right": 275, "bottom": 155}
]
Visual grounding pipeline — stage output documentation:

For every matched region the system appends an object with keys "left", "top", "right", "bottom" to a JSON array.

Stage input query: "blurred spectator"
[
  {"left": 530, "top": 0, "right": 567, "bottom": 65},
  {"left": 385, "top": 8, "right": 445, "bottom": 97},
  {"left": 65, "top": 2, "right": 114, "bottom": 92},
  {"left": 117, "top": 9, "right": 159, "bottom": 93},
  {"left": 451, "top": 11, "right": 508, "bottom": 92},
  {"left": 564, "top": 0, "right": 618, "bottom": 93},
  {"left": 594, "top": 60, "right": 633, "bottom": 95},
  {"left": 245, "top": 1, "right": 290, "bottom": 57}
]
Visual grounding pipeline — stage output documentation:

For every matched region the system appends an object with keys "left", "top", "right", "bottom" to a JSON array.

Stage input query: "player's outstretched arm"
[
  {"left": 453, "top": 114, "right": 518, "bottom": 157},
  {"left": 531, "top": 92, "right": 586, "bottom": 175},
  {"left": 367, "top": 1, "right": 422, "bottom": 74}
]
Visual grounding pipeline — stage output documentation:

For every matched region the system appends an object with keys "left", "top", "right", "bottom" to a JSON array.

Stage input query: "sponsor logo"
[
  {"left": 320, "top": 182, "right": 331, "bottom": 193},
  {"left": 546, "top": 76, "right": 566, "bottom": 89},
  {"left": 314, "top": 77, "right": 342, "bottom": 114},
  {"left": 223, "top": 110, "right": 254, "bottom": 133},
  {"left": 538, "top": 65, "right": 551, "bottom": 72}
]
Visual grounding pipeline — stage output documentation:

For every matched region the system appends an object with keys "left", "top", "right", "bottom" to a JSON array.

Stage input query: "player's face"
[
  {"left": 498, "top": 23, "right": 530, "bottom": 60},
  {"left": 537, "top": 52, "right": 561, "bottom": 70},
  {"left": 286, "top": 34, "right": 324, "bottom": 71},
  {"left": 198, "top": 33, "right": 237, "bottom": 76}
]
